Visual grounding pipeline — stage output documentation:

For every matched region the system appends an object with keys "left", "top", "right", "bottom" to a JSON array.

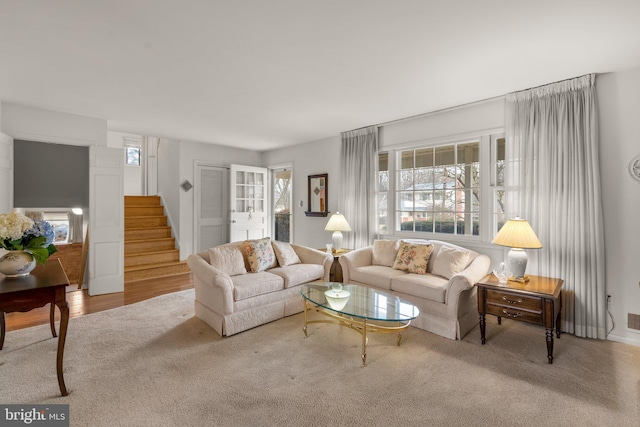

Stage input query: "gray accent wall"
[{"left": 14, "top": 139, "right": 89, "bottom": 208}]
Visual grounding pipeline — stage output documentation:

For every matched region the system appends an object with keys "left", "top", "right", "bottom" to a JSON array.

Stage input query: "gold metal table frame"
[{"left": 301, "top": 283, "right": 418, "bottom": 367}]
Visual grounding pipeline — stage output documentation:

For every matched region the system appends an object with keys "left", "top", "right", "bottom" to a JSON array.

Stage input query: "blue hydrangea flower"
[{"left": 26, "top": 220, "right": 55, "bottom": 246}]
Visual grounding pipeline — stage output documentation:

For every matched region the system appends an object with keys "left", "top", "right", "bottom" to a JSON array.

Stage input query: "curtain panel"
[
  {"left": 340, "top": 126, "right": 379, "bottom": 249},
  {"left": 505, "top": 74, "right": 606, "bottom": 338}
]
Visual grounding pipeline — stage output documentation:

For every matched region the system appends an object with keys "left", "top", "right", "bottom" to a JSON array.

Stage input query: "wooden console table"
[
  {"left": 476, "top": 274, "right": 563, "bottom": 364},
  {"left": 0, "top": 259, "right": 70, "bottom": 396}
]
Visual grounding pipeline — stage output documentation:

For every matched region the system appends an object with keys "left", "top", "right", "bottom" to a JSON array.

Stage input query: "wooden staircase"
[{"left": 124, "top": 196, "right": 191, "bottom": 283}]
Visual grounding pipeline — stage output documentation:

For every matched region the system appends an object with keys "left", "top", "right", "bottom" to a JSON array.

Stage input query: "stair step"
[
  {"left": 125, "top": 216, "right": 167, "bottom": 228},
  {"left": 125, "top": 226, "right": 172, "bottom": 240},
  {"left": 125, "top": 250, "right": 180, "bottom": 267},
  {"left": 125, "top": 206, "right": 165, "bottom": 217},
  {"left": 125, "top": 261, "right": 191, "bottom": 282},
  {"left": 125, "top": 195, "right": 161, "bottom": 207},
  {"left": 125, "top": 237, "right": 175, "bottom": 254}
]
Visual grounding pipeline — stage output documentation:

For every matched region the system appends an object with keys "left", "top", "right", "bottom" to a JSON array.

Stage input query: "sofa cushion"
[
  {"left": 269, "top": 264, "right": 324, "bottom": 288},
  {"left": 272, "top": 240, "right": 301, "bottom": 267},
  {"left": 432, "top": 246, "right": 471, "bottom": 279},
  {"left": 208, "top": 246, "right": 247, "bottom": 276},
  {"left": 392, "top": 241, "right": 433, "bottom": 274},
  {"left": 350, "top": 265, "right": 407, "bottom": 290},
  {"left": 372, "top": 239, "right": 399, "bottom": 267},
  {"left": 243, "top": 237, "right": 278, "bottom": 273},
  {"left": 231, "top": 271, "right": 284, "bottom": 301},
  {"left": 391, "top": 273, "right": 449, "bottom": 303}
]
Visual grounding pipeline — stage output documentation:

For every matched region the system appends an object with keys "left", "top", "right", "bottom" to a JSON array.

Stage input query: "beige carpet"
[{"left": 1, "top": 289, "right": 638, "bottom": 427}]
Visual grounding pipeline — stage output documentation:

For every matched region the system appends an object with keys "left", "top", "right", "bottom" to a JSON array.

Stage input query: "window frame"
[{"left": 376, "top": 130, "right": 504, "bottom": 244}]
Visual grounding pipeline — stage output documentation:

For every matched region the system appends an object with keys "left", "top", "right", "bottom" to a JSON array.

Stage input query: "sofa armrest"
[
  {"left": 187, "top": 253, "right": 235, "bottom": 315},
  {"left": 445, "top": 254, "right": 491, "bottom": 304},
  {"left": 339, "top": 247, "right": 373, "bottom": 284},
  {"left": 291, "top": 244, "right": 333, "bottom": 281}
]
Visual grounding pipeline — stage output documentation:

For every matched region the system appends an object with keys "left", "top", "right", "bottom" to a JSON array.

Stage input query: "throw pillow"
[
  {"left": 272, "top": 240, "right": 301, "bottom": 267},
  {"left": 371, "top": 239, "right": 400, "bottom": 267},
  {"left": 392, "top": 241, "right": 433, "bottom": 275},
  {"left": 243, "top": 237, "right": 278, "bottom": 273},
  {"left": 431, "top": 246, "right": 471, "bottom": 279},
  {"left": 208, "top": 246, "right": 247, "bottom": 276}
]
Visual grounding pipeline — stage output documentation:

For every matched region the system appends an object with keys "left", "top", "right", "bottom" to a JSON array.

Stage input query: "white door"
[
  {"left": 195, "top": 164, "right": 228, "bottom": 251},
  {"left": 89, "top": 146, "right": 124, "bottom": 296},
  {"left": 230, "top": 164, "right": 268, "bottom": 242},
  {"left": 0, "top": 133, "right": 13, "bottom": 212}
]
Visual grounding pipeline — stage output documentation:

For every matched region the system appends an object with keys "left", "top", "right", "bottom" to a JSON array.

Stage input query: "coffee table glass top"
[{"left": 301, "top": 282, "right": 419, "bottom": 322}]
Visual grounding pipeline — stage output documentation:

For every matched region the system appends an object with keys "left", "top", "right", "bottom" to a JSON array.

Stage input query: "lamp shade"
[
  {"left": 324, "top": 212, "right": 351, "bottom": 232},
  {"left": 491, "top": 217, "right": 542, "bottom": 249}
]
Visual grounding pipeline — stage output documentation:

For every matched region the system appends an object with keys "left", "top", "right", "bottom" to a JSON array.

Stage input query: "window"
[
  {"left": 42, "top": 212, "right": 70, "bottom": 244},
  {"left": 125, "top": 146, "right": 141, "bottom": 166},
  {"left": 394, "top": 141, "right": 480, "bottom": 235},
  {"left": 377, "top": 153, "right": 389, "bottom": 232},
  {"left": 492, "top": 136, "right": 506, "bottom": 234}
]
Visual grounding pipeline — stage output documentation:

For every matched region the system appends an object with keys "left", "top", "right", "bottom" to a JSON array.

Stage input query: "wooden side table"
[
  {"left": 476, "top": 274, "right": 563, "bottom": 364},
  {"left": 0, "top": 259, "right": 71, "bottom": 395},
  {"left": 319, "top": 249, "right": 351, "bottom": 282}
]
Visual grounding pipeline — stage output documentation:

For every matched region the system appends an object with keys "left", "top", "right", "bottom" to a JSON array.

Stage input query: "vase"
[{"left": 0, "top": 250, "right": 37, "bottom": 277}]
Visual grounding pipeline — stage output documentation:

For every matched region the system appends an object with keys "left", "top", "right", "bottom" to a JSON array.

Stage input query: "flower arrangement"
[{"left": 0, "top": 212, "right": 57, "bottom": 264}]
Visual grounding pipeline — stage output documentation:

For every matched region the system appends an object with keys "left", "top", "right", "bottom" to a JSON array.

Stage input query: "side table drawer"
[
  {"left": 486, "top": 289, "right": 542, "bottom": 311},
  {"left": 486, "top": 303, "right": 543, "bottom": 324}
]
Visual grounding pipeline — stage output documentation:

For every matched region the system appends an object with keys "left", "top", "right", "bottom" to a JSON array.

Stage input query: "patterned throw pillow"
[
  {"left": 271, "top": 240, "right": 301, "bottom": 267},
  {"left": 392, "top": 241, "right": 433, "bottom": 275},
  {"left": 243, "top": 237, "right": 278, "bottom": 273}
]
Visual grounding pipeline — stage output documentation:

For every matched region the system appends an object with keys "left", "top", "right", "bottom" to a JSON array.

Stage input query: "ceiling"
[{"left": 1, "top": 1, "right": 639, "bottom": 151}]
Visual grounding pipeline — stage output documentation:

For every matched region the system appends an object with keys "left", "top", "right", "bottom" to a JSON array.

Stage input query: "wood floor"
[{"left": 4, "top": 273, "right": 194, "bottom": 332}]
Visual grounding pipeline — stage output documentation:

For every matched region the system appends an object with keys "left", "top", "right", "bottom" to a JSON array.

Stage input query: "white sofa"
[
  {"left": 339, "top": 239, "right": 490, "bottom": 340},
  {"left": 187, "top": 240, "right": 332, "bottom": 336}
]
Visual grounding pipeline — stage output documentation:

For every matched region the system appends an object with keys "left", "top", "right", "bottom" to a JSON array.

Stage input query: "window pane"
[
  {"left": 415, "top": 148, "right": 433, "bottom": 168},
  {"left": 496, "top": 137, "right": 506, "bottom": 187},
  {"left": 435, "top": 146, "right": 455, "bottom": 166},
  {"left": 400, "top": 150, "right": 414, "bottom": 169},
  {"left": 397, "top": 192, "right": 414, "bottom": 210},
  {"left": 414, "top": 212, "right": 432, "bottom": 232},
  {"left": 379, "top": 170, "right": 389, "bottom": 192},
  {"left": 378, "top": 152, "right": 389, "bottom": 171},
  {"left": 378, "top": 193, "right": 387, "bottom": 231},
  {"left": 457, "top": 142, "right": 479, "bottom": 163},
  {"left": 414, "top": 191, "right": 433, "bottom": 210},
  {"left": 126, "top": 146, "right": 140, "bottom": 166},
  {"left": 398, "top": 170, "right": 414, "bottom": 190}
]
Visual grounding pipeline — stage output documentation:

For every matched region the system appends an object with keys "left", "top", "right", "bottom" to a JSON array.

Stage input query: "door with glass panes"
[{"left": 230, "top": 164, "right": 268, "bottom": 242}]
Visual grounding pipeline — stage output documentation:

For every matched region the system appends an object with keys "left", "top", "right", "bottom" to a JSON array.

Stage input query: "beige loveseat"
[
  {"left": 339, "top": 239, "right": 490, "bottom": 340},
  {"left": 187, "top": 239, "right": 332, "bottom": 336}
]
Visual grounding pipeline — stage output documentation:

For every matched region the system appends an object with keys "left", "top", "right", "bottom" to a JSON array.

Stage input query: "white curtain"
[
  {"left": 505, "top": 74, "right": 606, "bottom": 338},
  {"left": 340, "top": 126, "right": 379, "bottom": 249}
]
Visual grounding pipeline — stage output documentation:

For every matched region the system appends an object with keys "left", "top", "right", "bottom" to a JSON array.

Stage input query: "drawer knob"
[
  {"left": 503, "top": 296, "right": 523, "bottom": 304},
  {"left": 502, "top": 309, "right": 523, "bottom": 318}
]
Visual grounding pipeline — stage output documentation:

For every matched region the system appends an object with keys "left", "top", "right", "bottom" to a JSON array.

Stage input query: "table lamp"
[
  {"left": 491, "top": 217, "right": 542, "bottom": 282},
  {"left": 324, "top": 212, "right": 351, "bottom": 251}
]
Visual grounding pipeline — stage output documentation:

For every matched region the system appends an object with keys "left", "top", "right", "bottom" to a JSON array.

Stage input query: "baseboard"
[{"left": 606, "top": 333, "right": 640, "bottom": 348}]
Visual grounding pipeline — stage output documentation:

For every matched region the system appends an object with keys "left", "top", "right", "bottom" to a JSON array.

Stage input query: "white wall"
[
  {"left": 263, "top": 135, "right": 342, "bottom": 249},
  {"left": 1, "top": 103, "right": 107, "bottom": 146},
  {"left": 381, "top": 97, "right": 505, "bottom": 148},
  {"left": 597, "top": 68, "right": 640, "bottom": 346},
  {"left": 163, "top": 139, "right": 263, "bottom": 259}
]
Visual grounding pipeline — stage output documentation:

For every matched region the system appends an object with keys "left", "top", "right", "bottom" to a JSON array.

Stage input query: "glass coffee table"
[{"left": 300, "top": 282, "right": 420, "bottom": 367}]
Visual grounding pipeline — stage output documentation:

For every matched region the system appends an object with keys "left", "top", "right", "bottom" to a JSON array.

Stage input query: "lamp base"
[{"left": 331, "top": 231, "right": 343, "bottom": 251}]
